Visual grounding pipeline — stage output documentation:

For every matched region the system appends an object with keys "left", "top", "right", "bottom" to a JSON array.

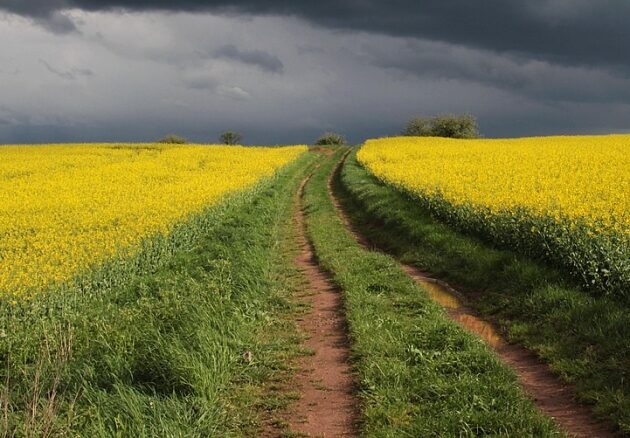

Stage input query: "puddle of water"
[
  {"left": 417, "top": 279, "right": 462, "bottom": 309},
  {"left": 414, "top": 277, "right": 503, "bottom": 349},
  {"left": 453, "top": 314, "right": 503, "bottom": 348}
]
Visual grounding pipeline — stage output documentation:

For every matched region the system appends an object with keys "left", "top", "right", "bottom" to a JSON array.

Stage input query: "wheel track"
[
  {"left": 328, "top": 151, "right": 617, "bottom": 438},
  {"left": 265, "top": 162, "right": 358, "bottom": 437}
]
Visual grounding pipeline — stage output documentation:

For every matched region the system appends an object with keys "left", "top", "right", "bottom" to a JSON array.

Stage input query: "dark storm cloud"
[
  {"left": 2, "top": 0, "right": 629, "bottom": 69},
  {"left": 214, "top": 45, "right": 284, "bottom": 73},
  {"left": 35, "top": 10, "right": 77, "bottom": 34},
  {"left": 1, "top": 2, "right": 77, "bottom": 33},
  {"left": 2, "top": 2, "right": 630, "bottom": 145}
]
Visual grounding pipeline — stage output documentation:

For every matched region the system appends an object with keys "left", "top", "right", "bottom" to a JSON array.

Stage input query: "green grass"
[
  {"left": 339, "top": 151, "right": 630, "bottom": 435},
  {"left": 302, "top": 148, "right": 559, "bottom": 436},
  {"left": 0, "top": 152, "right": 321, "bottom": 437}
]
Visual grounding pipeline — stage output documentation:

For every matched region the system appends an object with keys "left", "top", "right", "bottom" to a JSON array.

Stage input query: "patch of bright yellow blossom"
[
  {"left": 357, "top": 135, "right": 630, "bottom": 236},
  {"left": 0, "top": 143, "right": 306, "bottom": 296}
]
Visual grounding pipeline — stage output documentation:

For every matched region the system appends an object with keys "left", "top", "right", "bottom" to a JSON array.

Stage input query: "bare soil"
[
  {"left": 401, "top": 264, "right": 616, "bottom": 438},
  {"left": 329, "top": 153, "right": 617, "bottom": 438}
]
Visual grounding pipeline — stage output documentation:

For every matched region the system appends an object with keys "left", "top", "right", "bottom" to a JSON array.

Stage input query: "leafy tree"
[
  {"left": 403, "top": 114, "right": 479, "bottom": 139},
  {"left": 157, "top": 134, "right": 187, "bottom": 144},
  {"left": 220, "top": 131, "right": 243, "bottom": 145},
  {"left": 430, "top": 114, "right": 479, "bottom": 139},
  {"left": 402, "top": 117, "right": 431, "bottom": 137},
  {"left": 314, "top": 132, "right": 347, "bottom": 146}
]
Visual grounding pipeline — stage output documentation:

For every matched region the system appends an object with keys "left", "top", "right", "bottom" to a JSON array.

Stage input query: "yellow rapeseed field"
[
  {"left": 358, "top": 135, "right": 630, "bottom": 236},
  {"left": 0, "top": 143, "right": 306, "bottom": 296}
]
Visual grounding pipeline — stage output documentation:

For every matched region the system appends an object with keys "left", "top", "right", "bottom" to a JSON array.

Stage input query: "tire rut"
[
  {"left": 328, "top": 152, "right": 617, "bottom": 438},
  {"left": 278, "top": 170, "right": 359, "bottom": 437}
]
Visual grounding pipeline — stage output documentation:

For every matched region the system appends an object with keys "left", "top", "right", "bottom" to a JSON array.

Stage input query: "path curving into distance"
[
  {"left": 329, "top": 151, "right": 617, "bottom": 438},
  {"left": 282, "top": 169, "right": 359, "bottom": 437}
]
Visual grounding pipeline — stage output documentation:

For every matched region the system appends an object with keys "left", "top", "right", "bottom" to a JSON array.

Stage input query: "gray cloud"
[
  {"left": 36, "top": 10, "right": 78, "bottom": 34},
  {"left": 0, "top": 106, "right": 26, "bottom": 127},
  {"left": 1, "top": 6, "right": 629, "bottom": 146},
  {"left": 0, "top": 67, "right": 21, "bottom": 75},
  {"left": 39, "top": 59, "right": 94, "bottom": 80},
  {"left": 214, "top": 44, "right": 284, "bottom": 73},
  {"left": 366, "top": 40, "right": 630, "bottom": 105},
  {"left": 1, "top": 1, "right": 629, "bottom": 70},
  {"left": 181, "top": 73, "right": 251, "bottom": 100},
  {"left": 217, "top": 85, "right": 251, "bottom": 101},
  {"left": 182, "top": 74, "right": 219, "bottom": 90},
  {"left": 1, "top": 2, "right": 78, "bottom": 33}
]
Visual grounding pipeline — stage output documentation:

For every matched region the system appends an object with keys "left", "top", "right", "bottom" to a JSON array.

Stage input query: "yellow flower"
[
  {"left": 357, "top": 135, "right": 629, "bottom": 236},
  {"left": 0, "top": 143, "right": 306, "bottom": 296}
]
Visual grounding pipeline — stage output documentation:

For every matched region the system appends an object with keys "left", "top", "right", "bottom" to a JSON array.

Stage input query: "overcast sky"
[{"left": 1, "top": 1, "right": 630, "bottom": 144}]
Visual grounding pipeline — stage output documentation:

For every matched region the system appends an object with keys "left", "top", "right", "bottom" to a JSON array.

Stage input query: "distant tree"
[
  {"left": 314, "top": 132, "right": 347, "bottom": 146},
  {"left": 402, "top": 117, "right": 431, "bottom": 137},
  {"left": 157, "top": 134, "right": 187, "bottom": 144},
  {"left": 403, "top": 114, "right": 479, "bottom": 139},
  {"left": 220, "top": 131, "right": 243, "bottom": 145},
  {"left": 430, "top": 114, "right": 479, "bottom": 139}
]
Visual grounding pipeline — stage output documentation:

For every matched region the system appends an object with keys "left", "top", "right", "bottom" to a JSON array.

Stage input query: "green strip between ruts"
[{"left": 301, "top": 148, "right": 559, "bottom": 436}]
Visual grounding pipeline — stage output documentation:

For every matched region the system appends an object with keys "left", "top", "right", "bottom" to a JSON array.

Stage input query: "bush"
[
  {"left": 158, "top": 134, "right": 188, "bottom": 144},
  {"left": 403, "top": 114, "right": 479, "bottom": 139},
  {"left": 314, "top": 132, "right": 346, "bottom": 146},
  {"left": 219, "top": 131, "right": 243, "bottom": 145}
]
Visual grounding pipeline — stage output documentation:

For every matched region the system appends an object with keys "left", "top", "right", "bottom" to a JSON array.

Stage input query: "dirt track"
[
  {"left": 329, "top": 152, "right": 616, "bottom": 438},
  {"left": 272, "top": 172, "right": 358, "bottom": 437}
]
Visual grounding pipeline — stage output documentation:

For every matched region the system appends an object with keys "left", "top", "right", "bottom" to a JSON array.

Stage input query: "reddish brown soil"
[
  {"left": 401, "top": 265, "right": 616, "bottom": 438},
  {"left": 328, "top": 153, "right": 617, "bottom": 438},
  {"left": 268, "top": 173, "right": 358, "bottom": 437}
]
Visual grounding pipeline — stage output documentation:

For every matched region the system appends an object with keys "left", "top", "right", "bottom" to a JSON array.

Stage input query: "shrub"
[
  {"left": 314, "top": 132, "right": 347, "bottom": 146},
  {"left": 157, "top": 134, "right": 187, "bottom": 144},
  {"left": 403, "top": 114, "right": 479, "bottom": 139},
  {"left": 219, "top": 131, "right": 243, "bottom": 145}
]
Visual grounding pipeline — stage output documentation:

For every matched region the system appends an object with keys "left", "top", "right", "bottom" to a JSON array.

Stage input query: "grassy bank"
[
  {"left": 0, "top": 152, "right": 320, "bottom": 437},
  {"left": 339, "top": 151, "right": 630, "bottom": 434},
  {"left": 302, "top": 148, "right": 559, "bottom": 436}
]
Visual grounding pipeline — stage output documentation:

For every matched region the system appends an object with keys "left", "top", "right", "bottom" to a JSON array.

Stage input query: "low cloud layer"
[{"left": 0, "top": 2, "right": 629, "bottom": 144}]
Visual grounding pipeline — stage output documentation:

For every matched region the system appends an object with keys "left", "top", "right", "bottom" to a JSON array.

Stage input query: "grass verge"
[
  {"left": 302, "top": 148, "right": 559, "bottom": 436},
  {"left": 339, "top": 151, "right": 630, "bottom": 434},
  {"left": 0, "top": 152, "right": 320, "bottom": 437}
]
